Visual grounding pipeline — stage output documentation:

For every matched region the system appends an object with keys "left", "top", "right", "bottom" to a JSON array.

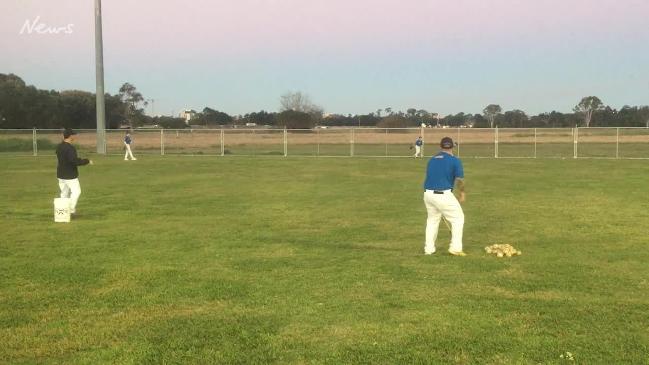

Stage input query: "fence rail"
[{"left": 1, "top": 127, "right": 649, "bottom": 159}]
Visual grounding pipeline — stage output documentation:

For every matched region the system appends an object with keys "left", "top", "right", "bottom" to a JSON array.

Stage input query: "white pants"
[
  {"left": 124, "top": 143, "right": 136, "bottom": 160},
  {"left": 423, "top": 189, "right": 464, "bottom": 253},
  {"left": 414, "top": 145, "right": 422, "bottom": 157},
  {"left": 58, "top": 178, "right": 81, "bottom": 214}
]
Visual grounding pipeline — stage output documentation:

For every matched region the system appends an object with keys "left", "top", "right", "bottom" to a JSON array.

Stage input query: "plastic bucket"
[{"left": 54, "top": 198, "right": 71, "bottom": 223}]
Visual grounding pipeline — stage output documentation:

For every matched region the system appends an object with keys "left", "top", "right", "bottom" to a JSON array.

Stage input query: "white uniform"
[
  {"left": 423, "top": 149, "right": 465, "bottom": 254},
  {"left": 58, "top": 178, "right": 81, "bottom": 214},
  {"left": 124, "top": 135, "right": 136, "bottom": 160},
  {"left": 414, "top": 139, "right": 423, "bottom": 158},
  {"left": 424, "top": 189, "right": 464, "bottom": 253}
]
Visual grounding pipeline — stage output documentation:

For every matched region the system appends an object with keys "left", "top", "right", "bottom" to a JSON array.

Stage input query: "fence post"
[
  {"left": 385, "top": 128, "right": 388, "bottom": 157},
  {"left": 534, "top": 128, "right": 537, "bottom": 158},
  {"left": 494, "top": 127, "right": 499, "bottom": 158},
  {"left": 456, "top": 127, "right": 460, "bottom": 157},
  {"left": 573, "top": 127, "right": 578, "bottom": 159},
  {"left": 32, "top": 128, "right": 37, "bottom": 156},
  {"left": 221, "top": 129, "right": 224, "bottom": 156},
  {"left": 421, "top": 127, "right": 425, "bottom": 157},
  {"left": 350, "top": 128, "right": 354, "bottom": 157},
  {"left": 616, "top": 127, "right": 619, "bottom": 159},
  {"left": 284, "top": 128, "right": 288, "bottom": 157},
  {"left": 161, "top": 129, "right": 165, "bottom": 155},
  {"left": 572, "top": 126, "right": 579, "bottom": 158},
  {"left": 316, "top": 128, "right": 320, "bottom": 157}
]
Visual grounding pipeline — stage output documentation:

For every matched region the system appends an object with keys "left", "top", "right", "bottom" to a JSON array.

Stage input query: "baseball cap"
[
  {"left": 440, "top": 137, "right": 454, "bottom": 149},
  {"left": 63, "top": 129, "right": 77, "bottom": 138}
]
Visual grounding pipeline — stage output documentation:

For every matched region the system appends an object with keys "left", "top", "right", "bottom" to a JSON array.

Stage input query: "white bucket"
[{"left": 54, "top": 198, "right": 71, "bottom": 223}]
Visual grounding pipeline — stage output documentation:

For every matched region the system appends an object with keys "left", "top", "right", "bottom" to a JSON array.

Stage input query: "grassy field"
[{"left": 1, "top": 156, "right": 648, "bottom": 364}]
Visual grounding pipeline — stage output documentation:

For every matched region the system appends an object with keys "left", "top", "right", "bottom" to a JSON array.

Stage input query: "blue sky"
[{"left": 2, "top": 0, "right": 648, "bottom": 116}]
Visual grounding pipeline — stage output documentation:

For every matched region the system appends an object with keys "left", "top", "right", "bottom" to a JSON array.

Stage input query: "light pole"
[{"left": 95, "top": 0, "right": 106, "bottom": 154}]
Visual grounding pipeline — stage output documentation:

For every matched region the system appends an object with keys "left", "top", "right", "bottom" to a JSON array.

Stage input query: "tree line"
[{"left": 1, "top": 73, "right": 648, "bottom": 129}]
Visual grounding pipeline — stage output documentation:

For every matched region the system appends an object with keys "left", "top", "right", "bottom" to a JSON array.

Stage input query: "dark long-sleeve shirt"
[{"left": 56, "top": 142, "right": 89, "bottom": 179}]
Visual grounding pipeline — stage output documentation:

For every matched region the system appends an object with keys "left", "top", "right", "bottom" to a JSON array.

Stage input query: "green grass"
[{"left": 1, "top": 156, "right": 648, "bottom": 364}]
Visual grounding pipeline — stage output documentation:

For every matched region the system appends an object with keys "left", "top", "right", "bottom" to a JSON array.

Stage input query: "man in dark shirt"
[{"left": 56, "top": 129, "right": 92, "bottom": 215}]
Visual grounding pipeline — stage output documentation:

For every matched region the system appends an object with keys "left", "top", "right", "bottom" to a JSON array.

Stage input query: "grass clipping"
[{"left": 485, "top": 244, "right": 522, "bottom": 258}]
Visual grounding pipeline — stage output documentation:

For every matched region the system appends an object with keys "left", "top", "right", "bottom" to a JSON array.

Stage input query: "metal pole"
[
  {"left": 316, "top": 128, "right": 320, "bottom": 157},
  {"left": 351, "top": 128, "right": 354, "bottom": 157},
  {"left": 385, "top": 128, "right": 388, "bottom": 157},
  {"left": 534, "top": 128, "right": 537, "bottom": 158},
  {"left": 494, "top": 127, "right": 499, "bottom": 158},
  {"left": 616, "top": 127, "right": 619, "bottom": 159},
  {"left": 284, "top": 128, "right": 287, "bottom": 157},
  {"left": 422, "top": 126, "right": 425, "bottom": 157},
  {"left": 220, "top": 129, "right": 224, "bottom": 156},
  {"left": 160, "top": 129, "right": 165, "bottom": 155},
  {"left": 32, "top": 128, "right": 37, "bottom": 156},
  {"left": 94, "top": 0, "right": 107, "bottom": 154},
  {"left": 456, "top": 127, "right": 460, "bottom": 157},
  {"left": 572, "top": 127, "right": 579, "bottom": 158}
]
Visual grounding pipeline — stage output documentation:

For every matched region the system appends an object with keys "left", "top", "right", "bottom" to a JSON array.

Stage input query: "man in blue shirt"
[
  {"left": 124, "top": 132, "right": 137, "bottom": 160},
  {"left": 414, "top": 136, "right": 423, "bottom": 158},
  {"left": 423, "top": 137, "right": 466, "bottom": 256}
]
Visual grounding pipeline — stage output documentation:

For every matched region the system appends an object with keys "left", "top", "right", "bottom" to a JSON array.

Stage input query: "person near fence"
[
  {"left": 414, "top": 136, "right": 423, "bottom": 158},
  {"left": 56, "top": 129, "right": 92, "bottom": 215},
  {"left": 124, "top": 132, "right": 137, "bottom": 160},
  {"left": 422, "top": 136, "right": 466, "bottom": 256}
]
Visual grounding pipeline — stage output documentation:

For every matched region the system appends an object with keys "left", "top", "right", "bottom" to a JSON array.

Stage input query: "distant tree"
[
  {"left": 639, "top": 106, "right": 649, "bottom": 128},
  {"left": 279, "top": 91, "right": 323, "bottom": 122},
  {"left": 199, "top": 107, "right": 232, "bottom": 126},
  {"left": 276, "top": 110, "right": 314, "bottom": 129},
  {"left": 407, "top": 108, "right": 417, "bottom": 118},
  {"left": 243, "top": 110, "right": 276, "bottom": 126},
  {"left": 501, "top": 110, "right": 528, "bottom": 128},
  {"left": 573, "top": 96, "right": 603, "bottom": 127},
  {"left": 483, "top": 104, "right": 502, "bottom": 128},
  {"left": 377, "top": 115, "right": 417, "bottom": 128},
  {"left": 376, "top": 109, "right": 382, "bottom": 118},
  {"left": 385, "top": 107, "right": 393, "bottom": 116},
  {"left": 155, "top": 116, "right": 187, "bottom": 129},
  {"left": 118, "top": 83, "right": 147, "bottom": 127}
]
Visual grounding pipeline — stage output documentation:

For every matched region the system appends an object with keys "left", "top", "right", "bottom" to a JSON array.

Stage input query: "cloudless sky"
[{"left": 2, "top": 0, "right": 648, "bottom": 116}]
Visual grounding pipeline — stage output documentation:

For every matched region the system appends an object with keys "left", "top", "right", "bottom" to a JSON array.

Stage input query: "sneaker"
[
  {"left": 132, "top": 158, "right": 137, "bottom": 160},
  {"left": 424, "top": 251, "right": 436, "bottom": 255},
  {"left": 448, "top": 250, "right": 467, "bottom": 257}
]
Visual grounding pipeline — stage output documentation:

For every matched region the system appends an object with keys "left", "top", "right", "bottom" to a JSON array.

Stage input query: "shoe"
[
  {"left": 424, "top": 251, "right": 436, "bottom": 255},
  {"left": 448, "top": 250, "right": 467, "bottom": 257},
  {"left": 132, "top": 158, "right": 137, "bottom": 160},
  {"left": 124, "top": 158, "right": 128, "bottom": 161}
]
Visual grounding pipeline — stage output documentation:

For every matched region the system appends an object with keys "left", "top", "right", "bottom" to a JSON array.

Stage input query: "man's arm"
[
  {"left": 67, "top": 146, "right": 90, "bottom": 166},
  {"left": 455, "top": 178, "right": 466, "bottom": 203}
]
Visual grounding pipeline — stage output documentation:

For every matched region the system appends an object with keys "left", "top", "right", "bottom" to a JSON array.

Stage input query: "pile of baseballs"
[{"left": 485, "top": 244, "right": 522, "bottom": 258}]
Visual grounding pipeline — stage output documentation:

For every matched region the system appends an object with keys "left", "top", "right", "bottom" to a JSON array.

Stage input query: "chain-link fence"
[{"left": 2, "top": 127, "right": 649, "bottom": 159}]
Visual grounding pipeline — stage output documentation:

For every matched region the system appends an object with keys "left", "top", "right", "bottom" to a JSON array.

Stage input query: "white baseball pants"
[
  {"left": 423, "top": 189, "right": 464, "bottom": 253},
  {"left": 414, "top": 145, "right": 422, "bottom": 157},
  {"left": 124, "top": 143, "right": 136, "bottom": 160},
  {"left": 58, "top": 178, "right": 81, "bottom": 214}
]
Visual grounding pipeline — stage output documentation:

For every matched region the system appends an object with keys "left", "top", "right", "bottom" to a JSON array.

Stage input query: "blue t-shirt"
[
  {"left": 415, "top": 139, "right": 423, "bottom": 146},
  {"left": 424, "top": 151, "right": 464, "bottom": 190}
]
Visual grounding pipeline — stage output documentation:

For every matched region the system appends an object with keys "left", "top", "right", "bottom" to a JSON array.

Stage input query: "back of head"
[{"left": 440, "top": 137, "right": 454, "bottom": 150}]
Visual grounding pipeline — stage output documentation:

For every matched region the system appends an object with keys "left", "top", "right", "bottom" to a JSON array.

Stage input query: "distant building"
[{"left": 180, "top": 109, "right": 197, "bottom": 125}]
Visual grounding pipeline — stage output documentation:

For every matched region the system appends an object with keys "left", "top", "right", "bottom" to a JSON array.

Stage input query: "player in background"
[
  {"left": 414, "top": 136, "right": 423, "bottom": 158},
  {"left": 124, "top": 131, "right": 137, "bottom": 161}
]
